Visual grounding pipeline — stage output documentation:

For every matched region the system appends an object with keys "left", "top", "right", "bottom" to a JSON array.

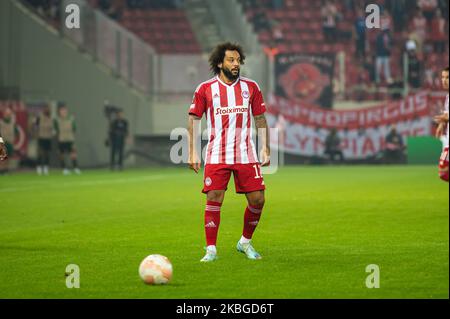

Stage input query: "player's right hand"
[
  {"left": 188, "top": 154, "right": 201, "bottom": 173},
  {"left": 0, "top": 143, "right": 8, "bottom": 161}
]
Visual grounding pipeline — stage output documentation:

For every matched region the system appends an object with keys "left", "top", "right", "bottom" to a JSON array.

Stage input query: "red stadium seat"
[
  {"left": 117, "top": 7, "right": 200, "bottom": 54},
  {"left": 291, "top": 43, "right": 304, "bottom": 53},
  {"left": 286, "top": 11, "right": 300, "bottom": 20},
  {"left": 277, "top": 43, "right": 289, "bottom": 54}
]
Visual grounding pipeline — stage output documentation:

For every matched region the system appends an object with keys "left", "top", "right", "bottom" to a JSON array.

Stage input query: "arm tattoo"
[{"left": 254, "top": 114, "right": 270, "bottom": 153}]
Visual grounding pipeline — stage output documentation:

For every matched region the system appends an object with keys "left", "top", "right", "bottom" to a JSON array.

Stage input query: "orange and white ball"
[{"left": 139, "top": 254, "right": 173, "bottom": 285}]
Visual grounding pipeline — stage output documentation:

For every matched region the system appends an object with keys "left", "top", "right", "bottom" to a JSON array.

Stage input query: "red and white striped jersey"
[{"left": 189, "top": 76, "right": 266, "bottom": 165}]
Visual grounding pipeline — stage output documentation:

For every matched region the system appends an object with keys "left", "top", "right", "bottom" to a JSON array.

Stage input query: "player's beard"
[{"left": 222, "top": 67, "right": 240, "bottom": 82}]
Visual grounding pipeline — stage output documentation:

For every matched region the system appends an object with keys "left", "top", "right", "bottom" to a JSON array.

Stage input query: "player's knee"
[
  {"left": 207, "top": 190, "right": 225, "bottom": 203},
  {"left": 249, "top": 195, "right": 265, "bottom": 208}
]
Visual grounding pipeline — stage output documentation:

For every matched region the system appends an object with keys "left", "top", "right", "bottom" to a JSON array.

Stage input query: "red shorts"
[
  {"left": 439, "top": 147, "right": 449, "bottom": 182},
  {"left": 202, "top": 163, "right": 266, "bottom": 194}
]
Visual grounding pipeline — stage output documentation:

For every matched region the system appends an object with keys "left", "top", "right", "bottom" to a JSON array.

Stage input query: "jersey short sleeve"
[
  {"left": 188, "top": 84, "right": 207, "bottom": 118},
  {"left": 251, "top": 83, "right": 266, "bottom": 116}
]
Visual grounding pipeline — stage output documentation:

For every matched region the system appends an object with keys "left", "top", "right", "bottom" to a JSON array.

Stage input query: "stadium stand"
[
  {"left": 239, "top": 0, "right": 449, "bottom": 101},
  {"left": 23, "top": 0, "right": 201, "bottom": 54},
  {"left": 21, "top": 0, "right": 449, "bottom": 99},
  {"left": 90, "top": 0, "right": 201, "bottom": 53}
]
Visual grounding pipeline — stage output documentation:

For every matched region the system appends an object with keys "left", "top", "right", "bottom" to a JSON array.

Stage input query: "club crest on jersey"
[
  {"left": 241, "top": 91, "right": 250, "bottom": 99},
  {"left": 205, "top": 177, "right": 212, "bottom": 186},
  {"left": 215, "top": 105, "right": 248, "bottom": 116}
]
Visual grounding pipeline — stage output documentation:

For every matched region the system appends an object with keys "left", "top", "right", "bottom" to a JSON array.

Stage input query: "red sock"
[
  {"left": 205, "top": 201, "right": 221, "bottom": 246},
  {"left": 243, "top": 204, "right": 263, "bottom": 240}
]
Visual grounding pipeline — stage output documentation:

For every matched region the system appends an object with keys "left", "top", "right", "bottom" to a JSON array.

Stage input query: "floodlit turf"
[{"left": 0, "top": 166, "right": 448, "bottom": 299}]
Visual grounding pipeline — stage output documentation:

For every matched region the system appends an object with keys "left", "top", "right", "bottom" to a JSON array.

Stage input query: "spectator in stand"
[
  {"left": 424, "top": 66, "right": 435, "bottom": 89},
  {"left": 418, "top": 0, "right": 438, "bottom": 22},
  {"left": 321, "top": 0, "right": 339, "bottom": 43},
  {"left": 99, "top": 0, "right": 123, "bottom": 20},
  {"left": 423, "top": 55, "right": 442, "bottom": 89},
  {"left": 375, "top": 26, "right": 393, "bottom": 85},
  {"left": 386, "top": 0, "right": 407, "bottom": 32},
  {"left": 26, "top": 0, "right": 60, "bottom": 22},
  {"left": 252, "top": 7, "right": 271, "bottom": 33},
  {"left": 354, "top": 7, "right": 366, "bottom": 61},
  {"left": 48, "top": 0, "right": 60, "bottom": 20},
  {"left": 405, "top": 40, "right": 422, "bottom": 89},
  {"left": 409, "top": 10, "right": 427, "bottom": 56},
  {"left": 430, "top": 9, "right": 447, "bottom": 54},
  {"left": 380, "top": 8, "right": 393, "bottom": 31},
  {"left": 271, "top": 19, "right": 284, "bottom": 44}
]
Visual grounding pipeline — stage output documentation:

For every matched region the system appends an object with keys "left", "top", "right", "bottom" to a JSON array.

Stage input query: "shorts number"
[{"left": 253, "top": 164, "right": 262, "bottom": 179}]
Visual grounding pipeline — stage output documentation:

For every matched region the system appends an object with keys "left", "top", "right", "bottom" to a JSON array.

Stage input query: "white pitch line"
[{"left": 0, "top": 174, "right": 185, "bottom": 193}]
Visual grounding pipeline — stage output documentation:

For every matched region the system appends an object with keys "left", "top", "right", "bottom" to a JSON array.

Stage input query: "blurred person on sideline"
[
  {"left": 0, "top": 107, "right": 19, "bottom": 174},
  {"left": 108, "top": 110, "right": 129, "bottom": 171},
  {"left": 34, "top": 104, "right": 54, "bottom": 175},
  {"left": 54, "top": 105, "right": 81, "bottom": 175}
]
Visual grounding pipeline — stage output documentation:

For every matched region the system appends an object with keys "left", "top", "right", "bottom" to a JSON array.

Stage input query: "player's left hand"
[
  {"left": 0, "top": 143, "right": 8, "bottom": 161},
  {"left": 260, "top": 148, "right": 270, "bottom": 167}
]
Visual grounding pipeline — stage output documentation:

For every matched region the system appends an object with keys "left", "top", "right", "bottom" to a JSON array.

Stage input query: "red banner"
[
  {"left": 267, "top": 92, "right": 438, "bottom": 160},
  {"left": 267, "top": 91, "right": 430, "bottom": 130}
]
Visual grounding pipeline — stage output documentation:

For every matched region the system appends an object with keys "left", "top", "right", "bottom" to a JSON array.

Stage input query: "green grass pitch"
[{"left": 0, "top": 166, "right": 448, "bottom": 299}]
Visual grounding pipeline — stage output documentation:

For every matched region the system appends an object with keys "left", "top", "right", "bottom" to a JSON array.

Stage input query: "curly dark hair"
[{"left": 208, "top": 42, "right": 246, "bottom": 75}]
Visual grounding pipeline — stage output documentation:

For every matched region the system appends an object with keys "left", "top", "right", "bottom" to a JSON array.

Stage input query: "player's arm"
[
  {"left": 0, "top": 134, "right": 7, "bottom": 161},
  {"left": 251, "top": 82, "right": 270, "bottom": 167},
  {"left": 434, "top": 112, "right": 449, "bottom": 125},
  {"left": 188, "top": 114, "right": 201, "bottom": 173},
  {"left": 254, "top": 114, "right": 270, "bottom": 167},
  {"left": 187, "top": 84, "right": 206, "bottom": 173},
  {"left": 434, "top": 112, "right": 449, "bottom": 138}
]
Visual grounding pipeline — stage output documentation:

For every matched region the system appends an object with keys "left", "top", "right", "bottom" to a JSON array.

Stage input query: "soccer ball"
[{"left": 138, "top": 254, "right": 173, "bottom": 285}]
